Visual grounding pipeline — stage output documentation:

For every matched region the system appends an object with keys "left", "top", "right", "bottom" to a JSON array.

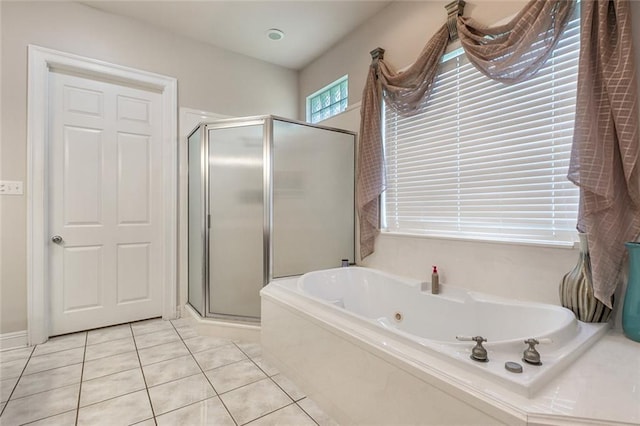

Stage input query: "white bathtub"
[{"left": 262, "top": 267, "right": 608, "bottom": 398}]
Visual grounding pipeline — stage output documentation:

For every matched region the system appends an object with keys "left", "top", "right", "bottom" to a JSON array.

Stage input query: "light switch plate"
[{"left": 0, "top": 181, "right": 24, "bottom": 195}]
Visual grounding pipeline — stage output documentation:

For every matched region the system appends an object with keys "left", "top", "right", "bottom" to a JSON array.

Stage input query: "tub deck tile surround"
[
  {"left": 261, "top": 274, "right": 640, "bottom": 426},
  {"left": 0, "top": 318, "right": 337, "bottom": 425}
]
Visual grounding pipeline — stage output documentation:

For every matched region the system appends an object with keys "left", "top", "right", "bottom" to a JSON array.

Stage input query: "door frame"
[{"left": 27, "top": 45, "right": 178, "bottom": 345}]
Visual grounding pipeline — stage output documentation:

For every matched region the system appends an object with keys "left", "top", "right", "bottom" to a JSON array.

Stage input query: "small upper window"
[{"left": 307, "top": 76, "right": 348, "bottom": 124}]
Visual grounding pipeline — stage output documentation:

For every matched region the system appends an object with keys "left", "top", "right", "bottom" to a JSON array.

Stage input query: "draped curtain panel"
[
  {"left": 357, "top": 66, "right": 384, "bottom": 259},
  {"left": 357, "top": 25, "right": 449, "bottom": 258},
  {"left": 568, "top": 0, "right": 640, "bottom": 307},
  {"left": 357, "top": 0, "right": 577, "bottom": 258}
]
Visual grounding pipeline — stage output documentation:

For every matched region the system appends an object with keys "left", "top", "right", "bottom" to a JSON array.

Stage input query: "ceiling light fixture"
[{"left": 266, "top": 28, "right": 285, "bottom": 41}]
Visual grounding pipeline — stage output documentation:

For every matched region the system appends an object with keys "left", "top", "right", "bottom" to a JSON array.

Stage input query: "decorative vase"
[
  {"left": 622, "top": 242, "right": 640, "bottom": 342},
  {"left": 559, "top": 233, "right": 612, "bottom": 322}
]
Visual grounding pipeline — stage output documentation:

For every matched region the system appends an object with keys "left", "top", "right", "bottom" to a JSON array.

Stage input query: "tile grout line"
[
  {"left": 24, "top": 344, "right": 84, "bottom": 359},
  {"left": 175, "top": 344, "right": 278, "bottom": 395},
  {"left": 130, "top": 323, "right": 158, "bottom": 425},
  {"left": 268, "top": 375, "right": 310, "bottom": 406},
  {"left": 15, "top": 360, "right": 85, "bottom": 381},
  {"left": 296, "top": 398, "right": 322, "bottom": 426},
  {"left": 146, "top": 370, "right": 203, "bottom": 389},
  {"left": 20, "top": 409, "right": 77, "bottom": 426},
  {"left": 9, "top": 334, "right": 87, "bottom": 425},
  {"left": 72, "top": 388, "right": 149, "bottom": 410},
  {"left": 144, "top": 396, "right": 219, "bottom": 422},
  {"left": 239, "top": 401, "right": 299, "bottom": 426},
  {"left": 1, "top": 322, "right": 325, "bottom": 426},
  {"left": 21, "top": 323, "right": 168, "bottom": 425},
  {"left": 13, "top": 336, "right": 85, "bottom": 372},
  {"left": 234, "top": 343, "right": 321, "bottom": 426},
  {"left": 3, "top": 365, "right": 83, "bottom": 402},
  {"left": 0, "top": 345, "right": 36, "bottom": 418},
  {"left": 237, "top": 344, "right": 271, "bottom": 377},
  {"left": 82, "top": 362, "right": 140, "bottom": 383},
  {"left": 74, "top": 332, "right": 88, "bottom": 426},
  {"left": 139, "top": 352, "right": 187, "bottom": 368},
  {"left": 2, "top": 322, "right": 179, "bottom": 425},
  {"left": 217, "top": 376, "right": 272, "bottom": 397},
  {"left": 170, "top": 320, "right": 239, "bottom": 426},
  {"left": 260, "top": 368, "right": 320, "bottom": 425},
  {"left": 189, "top": 346, "right": 285, "bottom": 397},
  {"left": 232, "top": 342, "right": 322, "bottom": 426}
]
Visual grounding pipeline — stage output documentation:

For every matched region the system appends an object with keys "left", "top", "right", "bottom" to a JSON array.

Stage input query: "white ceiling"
[{"left": 80, "top": 1, "right": 393, "bottom": 70}]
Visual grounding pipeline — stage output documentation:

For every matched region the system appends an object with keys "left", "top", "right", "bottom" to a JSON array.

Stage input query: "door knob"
[{"left": 51, "top": 235, "right": 63, "bottom": 244}]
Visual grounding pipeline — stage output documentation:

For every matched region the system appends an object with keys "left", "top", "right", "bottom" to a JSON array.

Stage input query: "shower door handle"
[{"left": 51, "top": 235, "right": 63, "bottom": 244}]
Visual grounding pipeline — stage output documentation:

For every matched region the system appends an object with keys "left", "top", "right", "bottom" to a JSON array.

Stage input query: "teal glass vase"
[{"left": 622, "top": 242, "right": 640, "bottom": 342}]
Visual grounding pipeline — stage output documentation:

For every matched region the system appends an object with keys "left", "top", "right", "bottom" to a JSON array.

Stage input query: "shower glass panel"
[
  {"left": 187, "top": 116, "right": 355, "bottom": 322},
  {"left": 187, "top": 127, "right": 204, "bottom": 316},
  {"left": 208, "top": 124, "right": 264, "bottom": 319},
  {"left": 272, "top": 119, "right": 355, "bottom": 277}
]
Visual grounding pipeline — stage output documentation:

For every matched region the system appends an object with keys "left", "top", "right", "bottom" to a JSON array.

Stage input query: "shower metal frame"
[{"left": 187, "top": 115, "right": 356, "bottom": 322}]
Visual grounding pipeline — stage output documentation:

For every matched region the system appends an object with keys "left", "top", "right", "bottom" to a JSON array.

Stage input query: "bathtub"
[{"left": 260, "top": 267, "right": 608, "bottom": 403}]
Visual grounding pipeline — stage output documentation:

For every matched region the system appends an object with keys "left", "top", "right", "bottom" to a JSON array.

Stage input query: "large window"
[
  {"left": 307, "top": 76, "right": 348, "bottom": 124},
  {"left": 383, "top": 12, "right": 580, "bottom": 245}
]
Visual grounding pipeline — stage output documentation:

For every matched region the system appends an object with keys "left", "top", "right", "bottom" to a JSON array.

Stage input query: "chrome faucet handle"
[
  {"left": 456, "top": 336, "right": 488, "bottom": 362},
  {"left": 522, "top": 338, "right": 551, "bottom": 365},
  {"left": 456, "top": 335, "right": 487, "bottom": 342}
]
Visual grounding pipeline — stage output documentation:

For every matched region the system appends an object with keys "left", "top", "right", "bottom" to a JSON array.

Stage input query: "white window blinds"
[{"left": 383, "top": 13, "right": 580, "bottom": 245}]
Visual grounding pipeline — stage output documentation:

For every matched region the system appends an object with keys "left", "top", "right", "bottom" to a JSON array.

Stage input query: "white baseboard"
[{"left": 0, "top": 330, "right": 28, "bottom": 351}]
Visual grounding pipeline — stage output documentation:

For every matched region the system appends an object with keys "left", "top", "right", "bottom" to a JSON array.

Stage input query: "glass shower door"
[
  {"left": 271, "top": 119, "right": 355, "bottom": 277},
  {"left": 207, "top": 124, "right": 264, "bottom": 320},
  {"left": 187, "top": 126, "right": 205, "bottom": 316}
]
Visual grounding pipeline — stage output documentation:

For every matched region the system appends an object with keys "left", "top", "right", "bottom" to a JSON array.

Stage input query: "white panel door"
[{"left": 48, "top": 70, "right": 163, "bottom": 335}]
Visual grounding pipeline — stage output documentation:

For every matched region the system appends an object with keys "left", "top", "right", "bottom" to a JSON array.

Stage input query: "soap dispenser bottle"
[{"left": 431, "top": 266, "right": 439, "bottom": 294}]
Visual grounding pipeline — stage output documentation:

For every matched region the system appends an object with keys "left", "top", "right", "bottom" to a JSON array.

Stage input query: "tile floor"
[{"left": 0, "top": 318, "right": 338, "bottom": 425}]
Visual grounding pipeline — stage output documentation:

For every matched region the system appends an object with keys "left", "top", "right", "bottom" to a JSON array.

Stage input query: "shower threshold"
[{"left": 183, "top": 304, "right": 261, "bottom": 343}]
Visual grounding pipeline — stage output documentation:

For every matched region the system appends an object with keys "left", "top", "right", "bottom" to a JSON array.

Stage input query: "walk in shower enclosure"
[{"left": 188, "top": 116, "right": 355, "bottom": 321}]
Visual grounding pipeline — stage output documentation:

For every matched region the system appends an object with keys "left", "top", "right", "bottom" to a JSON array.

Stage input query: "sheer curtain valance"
[
  {"left": 459, "top": 0, "right": 575, "bottom": 84},
  {"left": 357, "top": 0, "right": 576, "bottom": 258}
]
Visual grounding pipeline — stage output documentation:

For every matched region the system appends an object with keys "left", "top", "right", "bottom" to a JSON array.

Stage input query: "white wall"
[
  {"left": 0, "top": 1, "right": 298, "bottom": 334},
  {"left": 313, "top": 0, "right": 640, "bottom": 314}
]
